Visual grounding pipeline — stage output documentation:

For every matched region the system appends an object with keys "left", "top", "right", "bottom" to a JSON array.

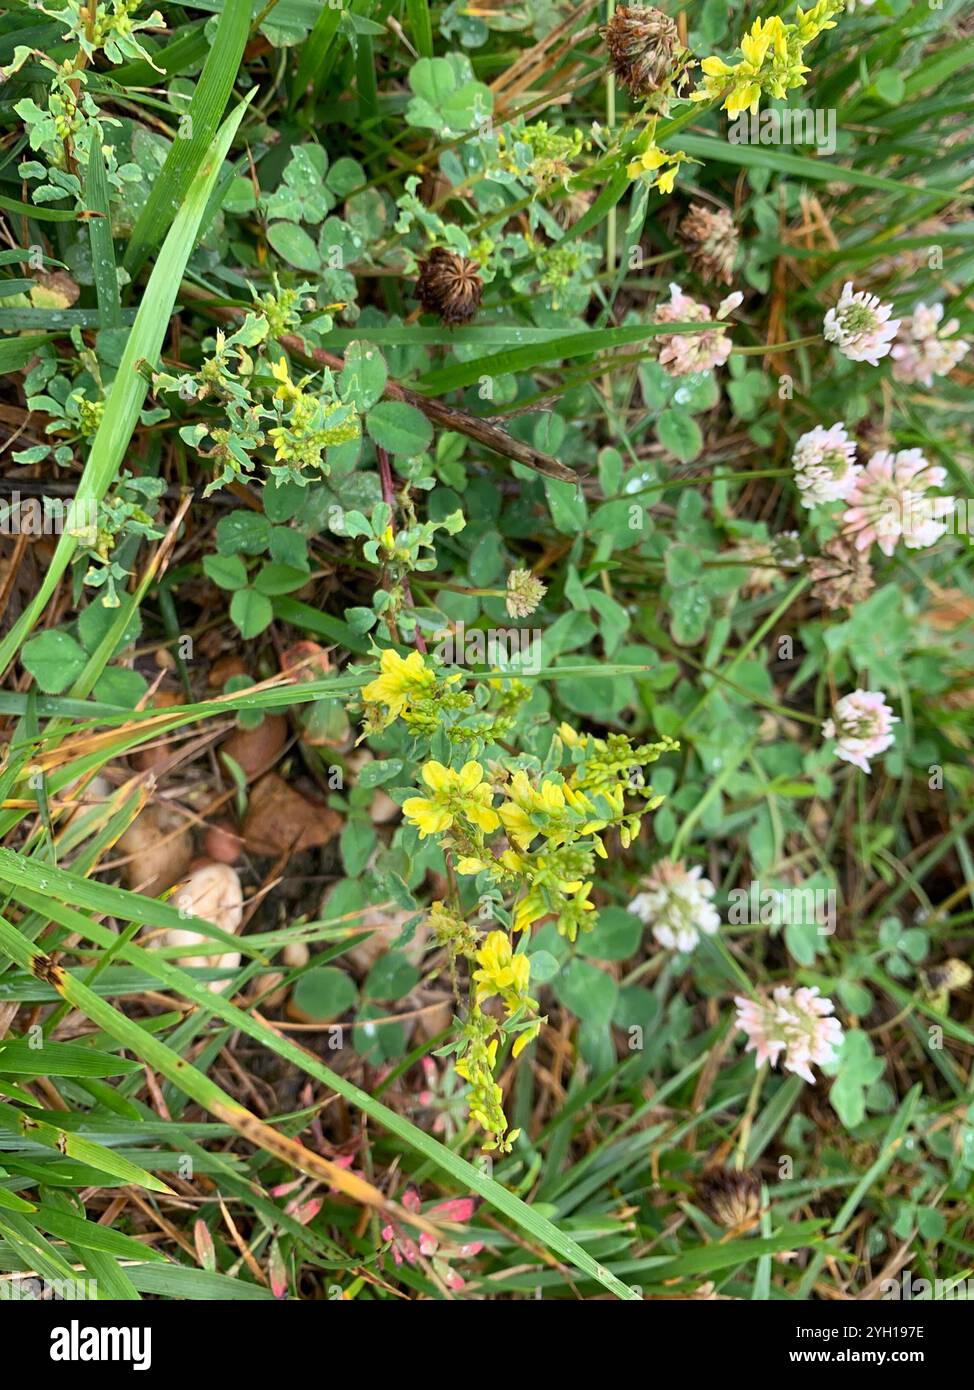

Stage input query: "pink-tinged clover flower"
[
  {"left": 791, "top": 422, "right": 860, "bottom": 508},
  {"left": 381, "top": 1187, "right": 483, "bottom": 1292},
  {"left": 841, "top": 448, "right": 951, "bottom": 557},
  {"left": 656, "top": 284, "right": 743, "bottom": 376},
  {"left": 734, "top": 986, "right": 843, "bottom": 1084},
  {"left": 823, "top": 688, "right": 898, "bottom": 774},
  {"left": 824, "top": 282, "right": 899, "bottom": 365},
  {"left": 891, "top": 302, "right": 970, "bottom": 388}
]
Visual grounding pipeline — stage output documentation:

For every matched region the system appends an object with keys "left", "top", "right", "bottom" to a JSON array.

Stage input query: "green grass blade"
[
  {"left": 0, "top": 888, "right": 642, "bottom": 1300},
  {"left": 85, "top": 142, "right": 121, "bottom": 328},
  {"left": 123, "top": 0, "right": 250, "bottom": 275}
]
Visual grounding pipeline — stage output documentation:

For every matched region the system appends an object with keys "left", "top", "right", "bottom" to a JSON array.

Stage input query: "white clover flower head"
[
  {"left": 734, "top": 986, "right": 843, "bottom": 1084},
  {"left": 629, "top": 857, "right": 720, "bottom": 952},
  {"left": 824, "top": 282, "right": 899, "bottom": 365},
  {"left": 792, "top": 422, "right": 860, "bottom": 508},
  {"left": 842, "top": 448, "right": 952, "bottom": 557},
  {"left": 822, "top": 688, "right": 898, "bottom": 773},
  {"left": 891, "top": 301, "right": 970, "bottom": 388},
  {"left": 656, "top": 284, "right": 740, "bottom": 376}
]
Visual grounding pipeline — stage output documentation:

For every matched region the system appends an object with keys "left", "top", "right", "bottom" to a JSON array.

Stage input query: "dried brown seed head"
[
  {"left": 603, "top": 5, "right": 680, "bottom": 99},
  {"left": 678, "top": 203, "right": 740, "bottom": 286},
  {"left": 809, "top": 537, "right": 875, "bottom": 612},
  {"left": 695, "top": 1167, "right": 761, "bottom": 1228},
  {"left": 416, "top": 247, "right": 484, "bottom": 326}
]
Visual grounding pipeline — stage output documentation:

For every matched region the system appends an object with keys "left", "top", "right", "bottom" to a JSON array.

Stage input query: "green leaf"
[
  {"left": 873, "top": 69, "right": 905, "bottom": 106},
  {"left": 292, "top": 966, "right": 358, "bottom": 1020},
  {"left": 657, "top": 410, "right": 702, "bottom": 462},
  {"left": 21, "top": 630, "right": 87, "bottom": 693},
  {"left": 365, "top": 401, "right": 433, "bottom": 456},
  {"left": 356, "top": 758, "right": 404, "bottom": 788},
  {"left": 267, "top": 221, "right": 321, "bottom": 271},
  {"left": 578, "top": 907, "right": 643, "bottom": 962},
  {"left": 556, "top": 959, "right": 618, "bottom": 1028},
  {"left": 340, "top": 339, "right": 388, "bottom": 411},
  {"left": 230, "top": 587, "right": 274, "bottom": 639},
  {"left": 364, "top": 951, "right": 419, "bottom": 1001},
  {"left": 203, "top": 552, "right": 248, "bottom": 590},
  {"left": 253, "top": 562, "right": 308, "bottom": 595}
]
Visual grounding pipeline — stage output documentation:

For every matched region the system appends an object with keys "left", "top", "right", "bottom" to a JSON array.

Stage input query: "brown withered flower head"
[
  {"left": 415, "top": 247, "right": 483, "bottom": 326},
  {"left": 603, "top": 5, "right": 680, "bottom": 100},
  {"left": 678, "top": 203, "right": 740, "bottom": 286},
  {"left": 809, "top": 537, "right": 875, "bottom": 612},
  {"left": 695, "top": 1167, "right": 761, "bottom": 1228}
]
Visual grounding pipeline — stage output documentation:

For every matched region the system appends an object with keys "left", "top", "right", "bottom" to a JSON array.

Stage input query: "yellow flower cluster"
[
  {"left": 403, "top": 760, "right": 499, "bottom": 838},
  {"left": 473, "top": 931, "right": 537, "bottom": 1026},
  {"left": 425, "top": 905, "right": 541, "bottom": 1151},
  {"left": 694, "top": 1, "right": 846, "bottom": 116},
  {"left": 362, "top": 647, "right": 435, "bottom": 719},
  {"left": 359, "top": 647, "right": 468, "bottom": 737},
  {"left": 267, "top": 357, "right": 359, "bottom": 468},
  {"left": 356, "top": 658, "right": 678, "bottom": 1149},
  {"left": 626, "top": 142, "right": 690, "bottom": 195}
]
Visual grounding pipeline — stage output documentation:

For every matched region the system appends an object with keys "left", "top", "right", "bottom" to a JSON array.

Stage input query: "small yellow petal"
[{"left": 421, "top": 760, "right": 451, "bottom": 793}]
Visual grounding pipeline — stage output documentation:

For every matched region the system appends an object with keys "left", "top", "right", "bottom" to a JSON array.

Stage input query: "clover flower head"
[
  {"left": 506, "top": 568, "right": 547, "bottom": 619},
  {"left": 891, "top": 302, "right": 970, "bottom": 388},
  {"left": 824, "top": 282, "right": 899, "bottom": 365},
  {"left": 731, "top": 531, "right": 802, "bottom": 596},
  {"left": 735, "top": 985, "right": 843, "bottom": 1083},
  {"left": 792, "top": 422, "right": 860, "bottom": 507},
  {"left": 629, "top": 857, "right": 720, "bottom": 952},
  {"left": 841, "top": 448, "right": 951, "bottom": 557},
  {"left": 656, "top": 283, "right": 742, "bottom": 375},
  {"left": 822, "top": 688, "right": 898, "bottom": 773},
  {"left": 696, "top": 1167, "right": 762, "bottom": 1227}
]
